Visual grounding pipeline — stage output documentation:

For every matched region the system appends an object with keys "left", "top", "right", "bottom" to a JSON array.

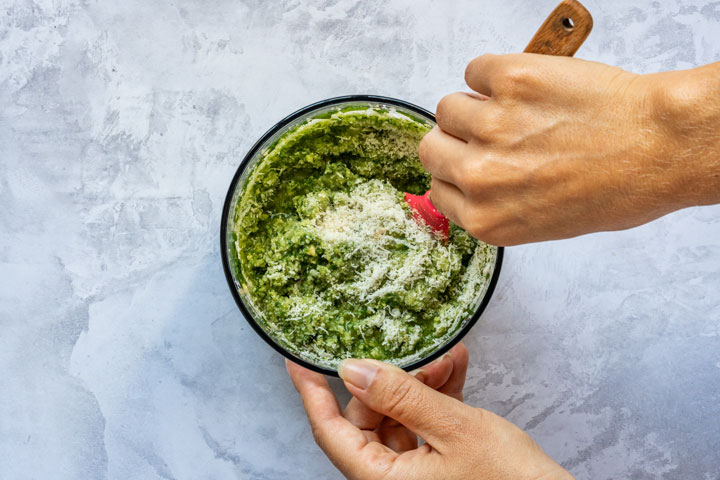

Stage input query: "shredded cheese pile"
[
  {"left": 232, "top": 108, "right": 497, "bottom": 367},
  {"left": 313, "top": 180, "right": 459, "bottom": 301},
  {"left": 272, "top": 179, "right": 490, "bottom": 361}
]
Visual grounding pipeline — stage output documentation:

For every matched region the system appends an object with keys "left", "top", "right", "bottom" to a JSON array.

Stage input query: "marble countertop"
[{"left": 2, "top": 0, "right": 719, "bottom": 478}]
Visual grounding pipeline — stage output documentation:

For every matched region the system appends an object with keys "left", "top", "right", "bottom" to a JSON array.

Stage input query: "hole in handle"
[{"left": 562, "top": 17, "right": 574, "bottom": 30}]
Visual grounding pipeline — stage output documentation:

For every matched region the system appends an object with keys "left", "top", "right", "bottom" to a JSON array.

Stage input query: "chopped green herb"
[{"left": 232, "top": 107, "right": 496, "bottom": 366}]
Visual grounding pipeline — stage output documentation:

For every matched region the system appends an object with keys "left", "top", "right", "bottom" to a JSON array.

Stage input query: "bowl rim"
[{"left": 220, "top": 94, "right": 504, "bottom": 377}]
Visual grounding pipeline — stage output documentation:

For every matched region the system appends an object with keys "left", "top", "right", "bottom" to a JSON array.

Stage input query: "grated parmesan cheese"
[{"left": 231, "top": 107, "right": 497, "bottom": 367}]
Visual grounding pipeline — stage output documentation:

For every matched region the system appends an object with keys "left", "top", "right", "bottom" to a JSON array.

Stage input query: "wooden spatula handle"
[{"left": 524, "top": 0, "right": 593, "bottom": 57}]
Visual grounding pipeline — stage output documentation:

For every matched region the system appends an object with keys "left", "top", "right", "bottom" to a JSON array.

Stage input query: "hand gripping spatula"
[{"left": 404, "top": 0, "right": 593, "bottom": 238}]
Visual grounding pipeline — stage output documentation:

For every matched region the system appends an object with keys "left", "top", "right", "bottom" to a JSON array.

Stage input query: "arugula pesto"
[{"left": 231, "top": 108, "right": 496, "bottom": 366}]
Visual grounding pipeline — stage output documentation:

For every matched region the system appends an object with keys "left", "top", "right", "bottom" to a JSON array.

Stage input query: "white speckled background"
[{"left": 1, "top": 0, "right": 719, "bottom": 478}]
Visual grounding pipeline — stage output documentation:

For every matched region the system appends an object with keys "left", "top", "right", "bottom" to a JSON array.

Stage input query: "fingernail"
[
  {"left": 432, "top": 352, "right": 452, "bottom": 365},
  {"left": 338, "top": 359, "right": 379, "bottom": 390}
]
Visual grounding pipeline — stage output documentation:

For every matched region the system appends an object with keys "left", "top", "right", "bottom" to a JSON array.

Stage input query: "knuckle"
[
  {"left": 456, "top": 155, "right": 497, "bottom": 190},
  {"left": 468, "top": 121, "right": 494, "bottom": 141},
  {"left": 451, "top": 107, "right": 503, "bottom": 144},
  {"left": 472, "top": 109, "right": 503, "bottom": 141},
  {"left": 434, "top": 93, "right": 455, "bottom": 128},
  {"left": 472, "top": 152, "right": 515, "bottom": 186},
  {"left": 463, "top": 60, "right": 475, "bottom": 84},
  {"left": 418, "top": 135, "right": 431, "bottom": 167},
  {"left": 453, "top": 164, "right": 477, "bottom": 192},
  {"left": 496, "top": 63, "right": 534, "bottom": 94},
  {"left": 380, "top": 375, "right": 421, "bottom": 419},
  {"left": 429, "top": 182, "right": 447, "bottom": 207},
  {"left": 451, "top": 203, "right": 471, "bottom": 230},
  {"left": 465, "top": 53, "right": 496, "bottom": 83},
  {"left": 465, "top": 220, "right": 488, "bottom": 240},
  {"left": 465, "top": 211, "right": 503, "bottom": 242}
]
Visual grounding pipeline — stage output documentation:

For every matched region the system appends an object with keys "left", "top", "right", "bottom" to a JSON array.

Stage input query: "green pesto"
[{"left": 231, "top": 108, "right": 494, "bottom": 365}]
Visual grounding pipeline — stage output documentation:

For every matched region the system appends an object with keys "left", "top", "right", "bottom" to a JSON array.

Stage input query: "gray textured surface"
[{"left": 1, "top": 0, "right": 719, "bottom": 478}]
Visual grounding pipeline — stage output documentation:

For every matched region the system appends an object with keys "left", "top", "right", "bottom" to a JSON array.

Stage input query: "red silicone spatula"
[
  {"left": 404, "top": 0, "right": 593, "bottom": 238},
  {"left": 404, "top": 191, "right": 450, "bottom": 236}
]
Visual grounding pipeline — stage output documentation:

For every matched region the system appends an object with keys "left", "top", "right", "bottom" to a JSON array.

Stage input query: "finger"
[
  {"left": 464, "top": 53, "right": 505, "bottom": 96},
  {"left": 347, "top": 398, "right": 419, "bottom": 453},
  {"left": 438, "top": 343, "right": 470, "bottom": 401},
  {"left": 344, "top": 396, "right": 385, "bottom": 430},
  {"left": 374, "top": 358, "right": 453, "bottom": 430},
  {"left": 286, "top": 360, "right": 398, "bottom": 477},
  {"left": 418, "top": 126, "right": 469, "bottom": 186},
  {"left": 413, "top": 354, "right": 454, "bottom": 390},
  {"left": 344, "top": 369, "right": 429, "bottom": 430},
  {"left": 435, "top": 91, "right": 489, "bottom": 142},
  {"left": 377, "top": 419, "right": 418, "bottom": 453},
  {"left": 465, "top": 53, "right": 545, "bottom": 97},
  {"left": 338, "top": 359, "right": 469, "bottom": 450},
  {"left": 429, "top": 177, "right": 466, "bottom": 228},
  {"left": 286, "top": 360, "right": 345, "bottom": 426}
]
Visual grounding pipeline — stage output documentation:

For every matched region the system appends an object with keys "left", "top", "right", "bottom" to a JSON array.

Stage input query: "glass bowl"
[{"left": 220, "top": 95, "right": 503, "bottom": 376}]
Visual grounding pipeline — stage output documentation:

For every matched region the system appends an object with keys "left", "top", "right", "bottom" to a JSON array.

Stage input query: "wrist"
[{"left": 646, "top": 63, "right": 720, "bottom": 209}]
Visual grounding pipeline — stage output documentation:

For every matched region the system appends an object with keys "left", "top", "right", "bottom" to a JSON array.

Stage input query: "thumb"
[{"left": 338, "top": 359, "right": 467, "bottom": 449}]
